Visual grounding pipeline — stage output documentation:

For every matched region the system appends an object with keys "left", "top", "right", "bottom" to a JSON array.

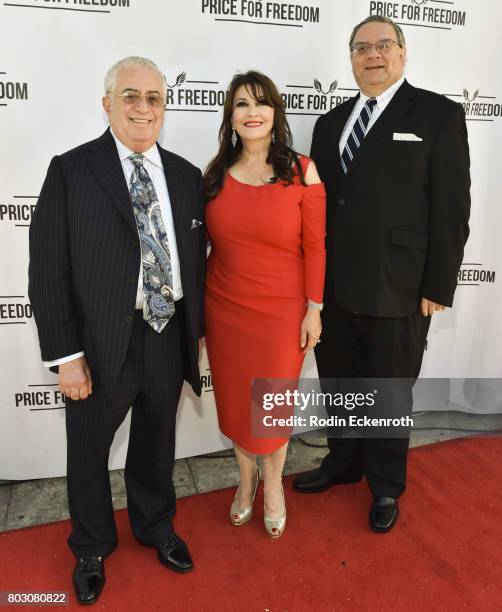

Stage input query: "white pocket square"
[
  {"left": 191, "top": 218, "right": 203, "bottom": 229},
  {"left": 393, "top": 132, "right": 423, "bottom": 142}
]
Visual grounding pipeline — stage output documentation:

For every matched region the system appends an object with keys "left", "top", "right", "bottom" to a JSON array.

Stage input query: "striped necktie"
[{"left": 341, "top": 97, "right": 377, "bottom": 174}]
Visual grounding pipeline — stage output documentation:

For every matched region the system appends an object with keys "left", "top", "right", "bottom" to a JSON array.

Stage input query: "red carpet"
[{"left": 1, "top": 437, "right": 501, "bottom": 611}]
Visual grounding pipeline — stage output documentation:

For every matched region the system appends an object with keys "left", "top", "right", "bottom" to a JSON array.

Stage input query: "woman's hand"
[{"left": 300, "top": 309, "right": 322, "bottom": 354}]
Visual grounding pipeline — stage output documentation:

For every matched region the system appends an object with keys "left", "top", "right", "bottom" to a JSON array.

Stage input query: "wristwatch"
[{"left": 307, "top": 300, "right": 324, "bottom": 311}]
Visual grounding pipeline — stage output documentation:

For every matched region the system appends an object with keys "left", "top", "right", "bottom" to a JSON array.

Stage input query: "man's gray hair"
[
  {"left": 104, "top": 56, "right": 167, "bottom": 96},
  {"left": 349, "top": 15, "right": 406, "bottom": 50}
]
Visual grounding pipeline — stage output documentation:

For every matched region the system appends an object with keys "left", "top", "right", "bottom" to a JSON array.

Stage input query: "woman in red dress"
[{"left": 204, "top": 71, "right": 326, "bottom": 538}]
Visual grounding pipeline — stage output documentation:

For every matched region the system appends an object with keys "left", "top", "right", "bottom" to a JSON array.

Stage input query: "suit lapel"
[
  {"left": 85, "top": 129, "right": 137, "bottom": 233},
  {"left": 157, "top": 145, "right": 188, "bottom": 259},
  {"left": 346, "top": 80, "right": 417, "bottom": 176}
]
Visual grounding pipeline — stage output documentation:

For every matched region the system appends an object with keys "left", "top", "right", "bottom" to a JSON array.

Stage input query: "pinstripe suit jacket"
[{"left": 29, "top": 129, "right": 205, "bottom": 398}]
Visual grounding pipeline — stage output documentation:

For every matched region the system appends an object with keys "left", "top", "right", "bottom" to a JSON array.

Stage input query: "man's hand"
[
  {"left": 59, "top": 356, "right": 93, "bottom": 401},
  {"left": 421, "top": 297, "right": 447, "bottom": 317}
]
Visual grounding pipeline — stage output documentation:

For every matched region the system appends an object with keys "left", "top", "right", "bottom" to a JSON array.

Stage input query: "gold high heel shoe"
[
  {"left": 264, "top": 484, "right": 286, "bottom": 539},
  {"left": 230, "top": 467, "right": 261, "bottom": 526}
]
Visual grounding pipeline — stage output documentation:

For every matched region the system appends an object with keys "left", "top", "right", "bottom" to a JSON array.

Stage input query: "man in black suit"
[
  {"left": 29, "top": 56, "right": 205, "bottom": 604},
  {"left": 294, "top": 16, "right": 470, "bottom": 531}
]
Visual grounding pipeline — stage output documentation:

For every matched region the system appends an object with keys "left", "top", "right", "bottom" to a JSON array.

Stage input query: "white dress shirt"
[
  {"left": 44, "top": 131, "right": 182, "bottom": 367},
  {"left": 339, "top": 77, "right": 405, "bottom": 155}
]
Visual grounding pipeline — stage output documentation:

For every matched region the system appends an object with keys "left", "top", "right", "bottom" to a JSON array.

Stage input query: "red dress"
[{"left": 205, "top": 155, "right": 326, "bottom": 453}]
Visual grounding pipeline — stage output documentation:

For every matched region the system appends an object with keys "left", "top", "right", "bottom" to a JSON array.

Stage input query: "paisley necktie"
[{"left": 129, "top": 153, "right": 174, "bottom": 333}]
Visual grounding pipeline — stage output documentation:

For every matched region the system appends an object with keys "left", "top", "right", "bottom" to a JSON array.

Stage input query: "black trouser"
[
  {"left": 65, "top": 307, "right": 185, "bottom": 559},
  {"left": 314, "top": 298, "right": 430, "bottom": 499}
]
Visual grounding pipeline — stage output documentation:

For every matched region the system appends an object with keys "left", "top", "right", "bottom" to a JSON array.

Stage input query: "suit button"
[
  {"left": 125, "top": 315, "right": 133, "bottom": 323},
  {"left": 132, "top": 240, "right": 139, "bottom": 247},
  {"left": 128, "top": 276, "right": 136, "bottom": 284},
  {"left": 338, "top": 198, "right": 345, "bottom": 205}
]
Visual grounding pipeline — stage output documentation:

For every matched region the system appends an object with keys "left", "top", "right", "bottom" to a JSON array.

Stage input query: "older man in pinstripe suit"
[{"left": 29, "top": 57, "right": 206, "bottom": 605}]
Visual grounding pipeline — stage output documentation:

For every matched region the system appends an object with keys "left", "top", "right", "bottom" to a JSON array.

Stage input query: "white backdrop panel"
[{"left": 0, "top": 0, "right": 500, "bottom": 479}]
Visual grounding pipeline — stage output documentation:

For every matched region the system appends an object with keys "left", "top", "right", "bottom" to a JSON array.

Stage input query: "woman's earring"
[
  {"left": 231, "top": 128, "right": 237, "bottom": 148},
  {"left": 271, "top": 129, "right": 275, "bottom": 144}
]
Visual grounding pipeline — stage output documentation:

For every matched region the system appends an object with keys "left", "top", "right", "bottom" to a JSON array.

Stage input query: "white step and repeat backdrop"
[{"left": 1, "top": 0, "right": 501, "bottom": 479}]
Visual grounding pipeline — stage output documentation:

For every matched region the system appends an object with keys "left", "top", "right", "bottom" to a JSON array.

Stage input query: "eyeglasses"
[
  {"left": 108, "top": 91, "right": 165, "bottom": 108},
  {"left": 351, "top": 39, "right": 402, "bottom": 56}
]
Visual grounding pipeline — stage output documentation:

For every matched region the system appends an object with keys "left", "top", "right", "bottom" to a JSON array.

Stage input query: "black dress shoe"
[
  {"left": 157, "top": 533, "right": 193, "bottom": 573},
  {"left": 72, "top": 556, "right": 105, "bottom": 606},
  {"left": 293, "top": 468, "right": 362, "bottom": 493},
  {"left": 369, "top": 497, "right": 399, "bottom": 533}
]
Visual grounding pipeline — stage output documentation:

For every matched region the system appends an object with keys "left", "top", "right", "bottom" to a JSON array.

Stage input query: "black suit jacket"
[
  {"left": 29, "top": 129, "right": 205, "bottom": 398},
  {"left": 311, "top": 80, "right": 470, "bottom": 317}
]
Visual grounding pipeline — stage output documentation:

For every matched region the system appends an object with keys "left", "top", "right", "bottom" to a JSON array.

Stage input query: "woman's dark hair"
[{"left": 204, "top": 70, "right": 305, "bottom": 200}]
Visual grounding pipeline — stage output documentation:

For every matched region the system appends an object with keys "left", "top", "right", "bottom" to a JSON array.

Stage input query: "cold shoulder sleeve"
[{"left": 299, "top": 156, "right": 326, "bottom": 303}]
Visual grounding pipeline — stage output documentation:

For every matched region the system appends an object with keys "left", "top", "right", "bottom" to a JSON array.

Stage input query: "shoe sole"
[{"left": 293, "top": 477, "right": 362, "bottom": 494}]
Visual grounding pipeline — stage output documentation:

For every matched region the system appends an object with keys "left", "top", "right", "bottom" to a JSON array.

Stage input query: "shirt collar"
[
  {"left": 110, "top": 128, "right": 163, "bottom": 168},
  {"left": 359, "top": 76, "right": 405, "bottom": 109}
]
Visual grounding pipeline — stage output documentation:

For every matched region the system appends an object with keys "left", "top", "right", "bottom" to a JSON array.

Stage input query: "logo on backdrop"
[
  {"left": 0, "top": 71, "right": 28, "bottom": 107},
  {"left": 0, "top": 195, "right": 37, "bottom": 228},
  {"left": 458, "top": 263, "right": 496, "bottom": 287},
  {"left": 282, "top": 79, "right": 358, "bottom": 116},
  {"left": 314, "top": 79, "right": 338, "bottom": 96},
  {"left": 14, "top": 383, "right": 65, "bottom": 411},
  {"left": 368, "top": 0, "right": 466, "bottom": 30},
  {"left": 444, "top": 89, "right": 502, "bottom": 122},
  {"left": 200, "top": 368, "right": 214, "bottom": 394},
  {"left": 0, "top": 295, "right": 32, "bottom": 325},
  {"left": 164, "top": 71, "right": 356, "bottom": 117},
  {"left": 165, "top": 71, "right": 225, "bottom": 113},
  {"left": 201, "top": 0, "right": 320, "bottom": 28},
  {"left": 3, "top": 0, "right": 130, "bottom": 15}
]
